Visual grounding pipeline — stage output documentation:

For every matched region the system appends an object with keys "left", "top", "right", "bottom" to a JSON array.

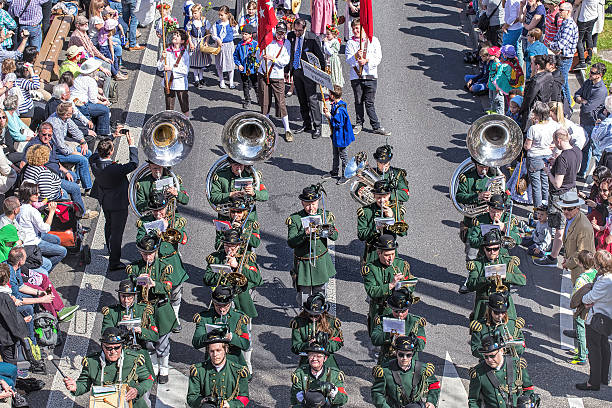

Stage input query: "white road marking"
[
  {"left": 328, "top": 241, "right": 337, "bottom": 316},
  {"left": 560, "top": 269, "right": 574, "bottom": 350},
  {"left": 567, "top": 397, "right": 585, "bottom": 408},
  {"left": 154, "top": 368, "right": 189, "bottom": 408},
  {"left": 45, "top": 2, "right": 174, "bottom": 406},
  {"left": 438, "top": 352, "right": 468, "bottom": 408}
]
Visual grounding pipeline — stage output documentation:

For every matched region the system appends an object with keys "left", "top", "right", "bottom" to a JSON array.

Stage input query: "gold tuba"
[
  {"left": 205, "top": 112, "right": 277, "bottom": 216},
  {"left": 128, "top": 111, "right": 194, "bottom": 217},
  {"left": 449, "top": 114, "right": 523, "bottom": 218}
]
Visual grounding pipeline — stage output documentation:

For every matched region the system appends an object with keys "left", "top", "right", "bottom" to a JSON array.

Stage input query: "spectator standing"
[
  {"left": 286, "top": 18, "right": 326, "bottom": 139},
  {"left": 502, "top": 0, "right": 523, "bottom": 62},
  {"left": 346, "top": 19, "right": 390, "bottom": 136},
  {"left": 587, "top": 179, "right": 612, "bottom": 251},
  {"left": 322, "top": 85, "right": 354, "bottom": 185},
  {"left": 546, "top": 55, "right": 572, "bottom": 118},
  {"left": 8, "top": 0, "right": 48, "bottom": 51},
  {"left": 0, "top": 0, "right": 17, "bottom": 50},
  {"left": 574, "top": 0, "right": 600, "bottom": 69},
  {"left": 486, "top": 46, "right": 508, "bottom": 114},
  {"left": 547, "top": 2, "right": 579, "bottom": 104},
  {"left": 481, "top": 0, "right": 505, "bottom": 47},
  {"left": 524, "top": 101, "right": 560, "bottom": 208},
  {"left": 592, "top": 95, "right": 612, "bottom": 169},
  {"left": 89, "top": 131, "right": 138, "bottom": 271},
  {"left": 536, "top": 128, "right": 583, "bottom": 267},
  {"left": 575, "top": 63, "right": 608, "bottom": 179},
  {"left": 521, "top": 0, "right": 545, "bottom": 60},
  {"left": 524, "top": 28, "right": 548, "bottom": 79},
  {"left": 577, "top": 249, "right": 612, "bottom": 391},
  {"left": 310, "top": 0, "right": 335, "bottom": 37},
  {"left": 122, "top": 0, "right": 145, "bottom": 50},
  {"left": 519, "top": 55, "right": 552, "bottom": 131},
  {"left": 542, "top": 0, "right": 563, "bottom": 47}
]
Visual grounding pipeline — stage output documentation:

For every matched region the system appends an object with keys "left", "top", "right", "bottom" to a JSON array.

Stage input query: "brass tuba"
[
  {"left": 205, "top": 112, "right": 277, "bottom": 216},
  {"left": 449, "top": 114, "right": 523, "bottom": 217},
  {"left": 344, "top": 151, "right": 380, "bottom": 206},
  {"left": 128, "top": 111, "right": 194, "bottom": 217}
]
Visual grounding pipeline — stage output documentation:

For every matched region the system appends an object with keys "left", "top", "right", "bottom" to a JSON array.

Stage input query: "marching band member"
[
  {"left": 134, "top": 160, "right": 189, "bottom": 214},
  {"left": 290, "top": 341, "right": 348, "bottom": 407},
  {"left": 204, "top": 228, "right": 262, "bottom": 320},
  {"left": 187, "top": 329, "right": 250, "bottom": 408},
  {"left": 286, "top": 185, "right": 338, "bottom": 306},
  {"left": 290, "top": 293, "right": 343, "bottom": 370},
  {"left": 357, "top": 180, "right": 407, "bottom": 264},
  {"left": 371, "top": 335, "right": 440, "bottom": 408},
  {"left": 215, "top": 195, "right": 261, "bottom": 250},
  {"left": 101, "top": 280, "right": 157, "bottom": 375},
  {"left": 466, "top": 194, "right": 521, "bottom": 252},
  {"left": 468, "top": 336, "right": 535, "bottom": 408},
  {"left": 192, "top": 286, "right": 251, "bottom": 370},
  {"left": 125, "top": 233, "right": 178, "bottom": 384},
  {"left": 466, "top": 229, "right": 526, "bottom": 322},
  {"left": 370, "top": 287, "right": 426, "bottom": 365},
  {"left": 456, "top": 157, "right": 497, "bottom": 234},
  {"left": 470, "top": 292, "right": 525, "bottom": 360},
  {"left": 357, "top": 145, "right": 410, "bottom": 204},
  {"left": 361, "top": 234, "right": 414, "bottom": 335},
  {"left": 136, "top": 191, "right": 189, "bottom": 333},
  {"left": 209, "top": 157, "right": 268, "bottom": 221},
  {"left": 63, "top": 327, "right": 154, "bottom": 408}
]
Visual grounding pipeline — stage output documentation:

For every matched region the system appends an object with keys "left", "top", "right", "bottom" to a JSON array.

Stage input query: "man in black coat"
[
  {"left": 89, "top": 128, "right": 138, "bottom": 271},
  {"left": 519, "top": 55, "right": 553, "bottom": 131},
  {"left": 285, "top": 18, "right": 326, "bottom": 139}
]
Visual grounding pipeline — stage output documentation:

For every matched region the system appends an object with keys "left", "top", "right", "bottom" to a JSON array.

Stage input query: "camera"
[{"left": 516, "top": 393, "right": 541, "bottom": 408}]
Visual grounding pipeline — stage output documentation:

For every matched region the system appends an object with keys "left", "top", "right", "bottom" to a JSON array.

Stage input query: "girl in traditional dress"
[
  {"left": 323, "top": 24, "right": 343, "bottom": 87},
  {"left": 212, "top": 5, "right": 238, "bottom": 89},
  {"left": 187, "top": 3, "right": 211, "bottom": 88},
  {"left": 238, "top": 1, "right": 258, "bottom": 38},
  {"left": 310, "top": 0, "right": 335, "bottom": 37},
  {"left": 157, "top": 29, "right": 191, "bottom": 116}
]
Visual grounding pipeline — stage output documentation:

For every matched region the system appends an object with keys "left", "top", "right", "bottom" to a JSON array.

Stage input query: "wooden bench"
[{"left": 33, "top": 14, "right": 74, "bottom": 83}]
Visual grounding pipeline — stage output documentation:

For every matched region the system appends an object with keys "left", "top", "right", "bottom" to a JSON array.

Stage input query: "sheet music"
[
  {"left": 382, "top": 317, "right": 405, "bottom": 335},
  {"left": 484, "top": 264, "right": 507, "bottom": 278},
  {"left": 143, "top": 219, "right": 166, "bottom": 233},
  {"left": 480, "top": 224, "right": 501, "bottom": 236},
  {"left": 234, "top": 177, "right": 253, "bottom": 189},
  {"left": 301, "top": 215, "right": 322, "bottom": 230},
  {"left": 374, "top": 217, "right": 395, "bottom": 228},
  {"left": 210, "top": 264, "right": 232, "bottom": 274},
  {"left": 153, "top": 177, "right": 174, "bottom": 190}
]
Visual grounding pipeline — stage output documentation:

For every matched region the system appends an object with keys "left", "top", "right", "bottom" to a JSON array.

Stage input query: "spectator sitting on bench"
[
  {"left": 0, "top": 26, "right": 29, "bottom": 64},
  {"left": 14, "top": 61, "right": 42, "bottom": 126},
  {"left": 45, "top": 102, "right": 94, "bottom": 191},
  {"left": 4, "top": 94, "right": 35, "bottom": 157}
]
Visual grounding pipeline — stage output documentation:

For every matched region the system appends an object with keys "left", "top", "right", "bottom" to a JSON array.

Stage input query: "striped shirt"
[
  {"left": 548, "top": 18, "right": 579, "bottom": 58},
  {"left": 23, "top": 165, "right": 62, "bottom": 200},
  {"left": 8, "top": 0, "right": 48, "bottom": 26},
  {"left": 15, "top": 74, "right": 40, "bottom": 115},
  {"left": 543, "top": 8, "right": 562, "bottom": 47}
]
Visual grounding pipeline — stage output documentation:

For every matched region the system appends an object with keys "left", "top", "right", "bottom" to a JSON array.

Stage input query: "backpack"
[
  {"left": 506, "top": 58, "right": 525, "bottom": 88},
  {"left": 33, "top": 312, "right": 59, "bottom": 347}
]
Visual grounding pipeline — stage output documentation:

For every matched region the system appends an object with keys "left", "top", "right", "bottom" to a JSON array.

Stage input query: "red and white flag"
[
  {"left": 360, "top": 0, "right": 373, "bottom": 41},
  {"left": 257, "top": 0, "right": 278, "bottom": 50}
]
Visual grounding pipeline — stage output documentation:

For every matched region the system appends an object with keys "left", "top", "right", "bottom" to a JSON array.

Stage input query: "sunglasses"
[
  {"left": 484, "top": 246, "right": 500, "bottom": 252},
  {"left": 483, "top": 350, "right": 499, "bottom": 360},
  {"left": 397, "top": 352, "right": 413, "bottom": 358},
  {"left": 562, "top": 207, "right": 577, "bottom": 212},
  {"left": 590, "top": 71, "right": 600, "bottom": 76},
  {"left": 40, "top": 132, "right": 52, "bottom": 137},
  {"left": 103, "top": 345, "right": 122, "bottom": 351}
]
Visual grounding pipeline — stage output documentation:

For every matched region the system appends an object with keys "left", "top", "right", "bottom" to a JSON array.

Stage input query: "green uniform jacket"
[
  {"left": 357, "top": 202, "right": 407, "bottom": 264},
  {"left": 187, "top": 360, "right": 249, "bottom": 408},
  {"left": 214, "top": 215, "right": 261, "bottom": 250},
  {"left": 192, "top": 308, "right": 250, "bottom": 366},
  {"left": 135, "top": 172, "right": 189, "bottom": 214},
  {"left": 470, "top": 317, "right": 526, "bottom": 360},
  {"left": 361, "top": 257, "right": 413, "bottom": 333},
  {"left": 203, "top": 250, "right": 263, "bottom": 318},
  {"left": 290, "top": 365, "right": 348, "bottom": 407},
  {"left": 467, "top": 212, "right": 522, "bottom": 249},
  {"left": 290, "top": 314, "right": 343, "bottom": 369},
  {"left": 355, "top": 167, "right": 410, "bottom": 203},
  {"left": 73, "top": 349, "right": 154, "bottom": 408},
  {"left": 209, "top": 167, "right": 268, "bottom": 220},
  {"left": 371, "top": 359, "right": 440, "bottom": 408},
  {"left": 136, "top": 215, "right": 189, "bottom": 286},
  {"left": 466, "top": 254, "right": 526, "bottom": 321},
  {"left": 286, "top": 209, "right": 338, "bottom": 287},
  {"left": 468, "top": 357, "right": 534, "bottom": 408},
  {"left": 125, "top": 258, "right": 178, "bottom": 335},
  {"left": 456, "top": 168, "right": 495, "bottom": 227},
  {"left": 371, "top": 312, "right": 426, "bottom": 365}
]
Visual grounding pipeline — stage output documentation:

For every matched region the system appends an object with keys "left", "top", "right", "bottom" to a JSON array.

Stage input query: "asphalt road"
[{"left": 27, "top": 1, "right": 612, "bottom": 407}]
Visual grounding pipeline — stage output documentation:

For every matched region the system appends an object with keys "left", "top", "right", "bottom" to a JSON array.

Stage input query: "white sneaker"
[{"left": 219, "top": 82, "right": 226, "bottom": 89}]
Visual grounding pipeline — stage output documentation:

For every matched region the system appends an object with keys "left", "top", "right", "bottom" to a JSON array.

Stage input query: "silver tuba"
[
  {"left": 205, "top": 112, "right": 277, "bottom": 216},
  {"left": 449, "top": 114, "right": 523, "bottom": 217},
  {"left": 344, "top": 151, "right": 380, "bottom": 206},
  {"left": 128, "top": 111, "right": 195, "bottom": 217}
]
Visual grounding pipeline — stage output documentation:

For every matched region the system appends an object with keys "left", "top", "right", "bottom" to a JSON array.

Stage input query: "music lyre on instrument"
[
  {"left": 449, "top": 114, "right": 523, "bottom": 217},
  {"left": 89, "top": 384, "right": 132, "bottom": 408}
]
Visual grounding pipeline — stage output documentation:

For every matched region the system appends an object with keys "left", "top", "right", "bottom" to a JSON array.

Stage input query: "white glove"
[
  {"left": 296, "top": 391, "right": 304, "bottom": 402},
  {"left": 329, "top": 385, "right": 338, "bottom": 399}
]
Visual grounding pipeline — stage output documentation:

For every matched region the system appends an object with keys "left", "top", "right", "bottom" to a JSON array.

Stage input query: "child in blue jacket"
[
  {"left": 323, "top": 85, "right": 355, "bottom": 185},
  {"left": 233, "top": 24, "right": 258, "bottom": 109}
]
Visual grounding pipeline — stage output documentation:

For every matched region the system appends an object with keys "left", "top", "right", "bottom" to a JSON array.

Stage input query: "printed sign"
[{"left": 302, "top": 60, "right": 333, "bottom": 90}]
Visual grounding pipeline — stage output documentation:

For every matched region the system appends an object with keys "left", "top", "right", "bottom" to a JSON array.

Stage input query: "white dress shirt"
[
  {"left": 346, "top": 36, "right": 382, "bottom": 81},
  {"left": 257, "top": 40, "right": 290, "bottom": 80}
]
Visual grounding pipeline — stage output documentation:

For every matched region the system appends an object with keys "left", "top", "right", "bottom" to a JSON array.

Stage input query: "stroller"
[{"left": 39, "top": 201, "right": 91, "bottom": 265}]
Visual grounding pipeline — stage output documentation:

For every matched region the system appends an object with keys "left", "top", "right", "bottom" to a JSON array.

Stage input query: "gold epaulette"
[
  {"left": 190, "top": 364, "right": 198, "bottom": 377},
  {"left": 238, "top": 366, "right": 249, "bottom": 378},
  {"left": 338, "top": 370, "right": 345, "bottom": 382},
  {"left": 175, "top": 217, "right": 187, "bottom": 229},
  {"left": 511, "top": 256, "right": 520, "bottom": 266},
  {"left": 252, "top": 221, "right": 260, "bottom": 230},
  {"left": 418, "top": 317, "right": 427, "bottom": 327},
  {"left": 469, "top": 366, "right": 477, "bottom": 378},
  {"left": 126, "top": 264, "right": 133, "bottom": 275},
  {"left": 289, "top": 318, "right": 298, "bottom": 329},
  {"left": 459, "top": 174, "right": 467, "bottom": 183},
  {"left": 467, "top": 261, "right": 476, "bottom": 271},
  {"left": 292, "top": 372, "right": 299, "bottom": 384},
  {"left": 207, "top": 254, "right": 215, "bottom": 264},
  {"left": 515, "top": 317, "right": 525, "bottom": 329},
  {"left": 240, "top": 315, "right": 250, "bottom": 327},
  {"left": 135, "top": 354, "right": 145, "bottom": 366},
  {"left": 212, "top": 173, "right": 219, "bottom": 182},
  {"left": 82, "top": 357, "right": 89, "bottom": 368},
  {"left": 357, "top": 207, "right": 365, "bottom": 217},
  {"left": 334, "top": 318, "right": 342, "bottom": 329},
  {"left": 136, "top": 220, "right": 143, "bottom": 228},
  {"left": 518, "top": 357, "right": 528, "bottom": 369},
  {"left": 372, "top": 365, "right": 384, "bottom": 379},
  {"left": 424, "top": 363, "right": 435, "bottom": 377},
  {"left": 374, "top": 315, "right": 381, "bottom": 326},
  {"left": 400, "top": 207, "right": 406, "bottom": 217},
  {"left": 285, "top": 216, "right": 292, "bottom": 226},
  {"left": 101, "top": 306, "right": 109, "bottom": 316},
  {"left": 403, "top": 261, "right": 410, "bottom": 274},
  {"left": 249, "top": 252, "right": 256, "bottom": 263},
  {"left": 193, "top": 313, "right": 201, "bottom": 323},
  {"left": 327, "top": 212, "right": 335, "bottom": 223},
  {"left": 256, "top": 170, "right": 263, "bottom": 181},
  {"left": 469, "top": 320, "right": 482, "bottom": 332},
  {"left": 473, "top": 219, "right": 480, "bottom": 226},
  {"left": 135, "top": 182, "right": 141, "bottom": 191},
  {"left": 360, "top": 265, "right": 370, "bottom": 277}
]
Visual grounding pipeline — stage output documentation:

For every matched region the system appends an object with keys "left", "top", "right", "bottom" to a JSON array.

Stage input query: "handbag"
[
  {"left": 590, "top": 312, "right": 612, "bottom": 337},
  {"left": 477, "top": 2, "right": 500, "bottom": 32},
  {"left": 23, "top": 244, "right": 43, "bottom": 270}
]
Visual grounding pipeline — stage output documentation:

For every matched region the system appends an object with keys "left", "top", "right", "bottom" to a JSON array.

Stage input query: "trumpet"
[{"left": 381, "top": 200, "right": 409, "bottom": 234}]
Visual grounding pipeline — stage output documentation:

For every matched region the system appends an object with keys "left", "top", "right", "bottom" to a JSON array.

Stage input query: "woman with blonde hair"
[
  {"left": 549, "top": 100, "right": 586, "bottom": 155},
  {"left": 576, "top": 249, "right": 612, "bottom": 391}
]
